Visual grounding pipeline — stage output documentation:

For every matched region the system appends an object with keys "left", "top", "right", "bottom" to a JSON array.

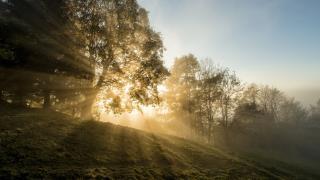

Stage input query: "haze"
[
  {"left": 138, "top": 0, "right": 320, "bottom": 105},
  {"left": 2, "top": 0, "right": 320, "bottom": 178}
]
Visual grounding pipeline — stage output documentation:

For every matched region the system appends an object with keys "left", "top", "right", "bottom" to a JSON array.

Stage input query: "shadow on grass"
[
  {"left": 62, "top": 120, "right": 177, "bottom": 164},
  {"left": 60, "top": 119, "right": 186, "bottom": 178},
  {"left": 1, "top": 106, "right": 306, "bottom": 179}
]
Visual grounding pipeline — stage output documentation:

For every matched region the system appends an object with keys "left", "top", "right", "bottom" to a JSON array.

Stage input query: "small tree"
[
  {"left": 258, "top": 85, "right": 285, "bottom": 122},
  {"left": 218, "top": 69, "right": 242, "bottom": 129},
  {"left": 197, "top": 60, "right": 223, "bottom": 142},
  {"left": 309, "top": 99, "right": 320, "bottom": 124}
]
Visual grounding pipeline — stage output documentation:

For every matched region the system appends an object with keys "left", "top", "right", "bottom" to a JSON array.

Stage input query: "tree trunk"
[
  {"left": 15, "top": 89, "right": 26, "bottom": 107},
  {"left": 212, "top": 127, "right": 216, "bottom": 146},
  {"left": 224, "top": 127, "right": 230, "bottom": 147},
  {"left": 80, "top": 89, "right": 98, "bottom": 120},
  {"left": 80, "top": 98, "right": 95, "bottom": 120},
  {"left": 43, "top": 90, "right": 51, "bottom": 109},
  {"left": 207, "top": 123, "right": 212, "bottom": 143},
  {"left": 0, "top": 90, "right": 5, "bottom": 104}
]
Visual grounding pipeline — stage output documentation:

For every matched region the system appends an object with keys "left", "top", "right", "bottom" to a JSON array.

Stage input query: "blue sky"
[{"left": 138, "top": 0, "right": 320, "bottom": 105}]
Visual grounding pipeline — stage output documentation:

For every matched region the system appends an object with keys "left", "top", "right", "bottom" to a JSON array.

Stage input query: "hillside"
[{"left": 0, "top": 104, "right": 317, "bottom": 179}]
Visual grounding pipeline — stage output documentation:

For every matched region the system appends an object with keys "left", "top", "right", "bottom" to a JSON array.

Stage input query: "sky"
[{"left": 138, "top": 0, "right": 320, "bottom": 106}]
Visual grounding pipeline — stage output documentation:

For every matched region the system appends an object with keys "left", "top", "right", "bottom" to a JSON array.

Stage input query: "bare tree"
[
  {"left": 258, "top": 85, "right": 285, "bottom": 122},
  {"left": 197, "top": 60, "right": 223, "bottom": 143},
  {"left": 218, "top": 69, "right": 242, "bottom": 129}
]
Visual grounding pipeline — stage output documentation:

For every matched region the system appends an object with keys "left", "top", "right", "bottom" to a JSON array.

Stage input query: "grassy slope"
[{"left": 0, "top": 105, "right": 317, "bottom": 179}]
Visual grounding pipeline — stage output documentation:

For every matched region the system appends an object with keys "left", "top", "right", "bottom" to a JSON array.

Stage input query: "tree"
[
  {"left": 239, "top": 84, "right": 260, "bottom": 105},
  {"left": 233, "top": 84, "right": 261, "bottom": 127},
  {"left": 309, "top": 99, "right": 320, "bottom": 124},
  {"left": 218, "top": 69, "right": 242, "bottom": 129},
  {"left": 0, "top": 0, "right": 92, "bottom": 108},
  {"left": 0, "top": 0, "right": 168, "bottom": 118},
  {"left": 278, "top": 98, "right": 307, "bottom": 124},
  {"left": 165, "top": 54, "right": 200, "bottom": 137},
  {"left": 66, "top": 0, "right": 168, "bottom": 119},
  {"left": 197, "top": 60, "right": 223, "bottom": 142},
  {"left": 258, "top": 85, "right": 285, "bottom": 122}
]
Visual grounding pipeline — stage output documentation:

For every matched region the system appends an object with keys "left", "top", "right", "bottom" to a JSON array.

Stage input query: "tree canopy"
[{"left": 0, "top": 0, "right": 168, "bottom": 117}]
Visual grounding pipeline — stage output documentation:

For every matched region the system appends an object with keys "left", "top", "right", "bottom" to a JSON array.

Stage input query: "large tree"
[
  {"left": 0, "top": 0, "right": 168, "bottom": 118},
  {"left": 0, "top": 0, "right": 92, "bottom": 108},
  {"left": 66, "top": 0, "right": 168, "bottom": 118}
]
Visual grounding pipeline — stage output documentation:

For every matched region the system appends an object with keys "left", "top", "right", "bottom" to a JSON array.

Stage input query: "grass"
[{"left": 0, "top": 104, "right": 318, "bottom": 179}]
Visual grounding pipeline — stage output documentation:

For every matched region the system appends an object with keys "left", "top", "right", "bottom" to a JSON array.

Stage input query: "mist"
[{"left": 1, "top": 0, "right": 320, "bottom": 179}]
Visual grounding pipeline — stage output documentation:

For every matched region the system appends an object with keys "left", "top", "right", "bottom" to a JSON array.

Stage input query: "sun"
[
  {"left": 94, "top": 83, "right": 169, "bottom": 124},
  {"left": 157, "top": 84, "right": 168, "bottom": 94}
]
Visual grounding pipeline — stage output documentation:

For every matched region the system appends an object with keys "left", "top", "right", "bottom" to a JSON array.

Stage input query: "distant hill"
[{"left": 0, "top": 104, "right": 317, "bottom": 179}]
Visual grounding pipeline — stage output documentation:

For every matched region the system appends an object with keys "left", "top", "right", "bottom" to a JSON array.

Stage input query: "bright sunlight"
[{"left": 1, "top": 0, "right": 320, "bottom": 179}]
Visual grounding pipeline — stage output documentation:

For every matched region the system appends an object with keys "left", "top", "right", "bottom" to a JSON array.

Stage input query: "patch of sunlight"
[
  {"left": 97, "top": 104, "right": 170, "bottom": 133},
  {"left": 93, "top": 83, "right": 172, "bottom": 134}
]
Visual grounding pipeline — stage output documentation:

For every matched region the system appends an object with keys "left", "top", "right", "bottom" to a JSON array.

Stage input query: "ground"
[{"left": 0, "top": 104, "right": 318, "bottom": 179}]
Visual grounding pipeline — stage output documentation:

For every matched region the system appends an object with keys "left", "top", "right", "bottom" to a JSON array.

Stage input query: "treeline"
[
  {"left": 162, "top": 54, "right": 320, "bottom": 157},
  {"left": 0, "top": 0, "right": 168, "bottom": 118}
]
